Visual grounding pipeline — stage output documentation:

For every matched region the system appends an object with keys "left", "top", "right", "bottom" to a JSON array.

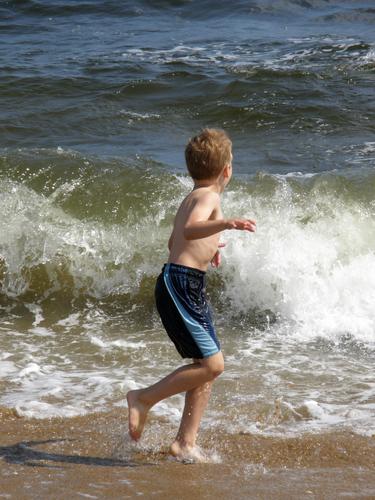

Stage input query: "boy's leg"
[
  {"left": 170, "top": 377, "right": 212, "bottom": 458},
  {"left": 127, "top": 352, "right": 223, "bottom": 441}
]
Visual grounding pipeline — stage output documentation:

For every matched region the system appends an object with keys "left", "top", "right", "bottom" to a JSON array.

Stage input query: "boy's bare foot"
[
  {"left": 170, "top": 440, "right": 207, "bottom": 463},
  {"left": 126, "top": 390, "right": 149, "bottom": 441}
]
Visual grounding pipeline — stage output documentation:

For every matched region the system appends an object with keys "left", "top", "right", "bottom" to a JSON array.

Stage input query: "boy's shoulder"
[{"left": 187, "top": 188, "right": 220, "bottom": 205}]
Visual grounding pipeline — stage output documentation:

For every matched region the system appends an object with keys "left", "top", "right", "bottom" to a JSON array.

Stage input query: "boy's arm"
[{"left": 184, "top": 192, "right": 256, "bottom": 240}]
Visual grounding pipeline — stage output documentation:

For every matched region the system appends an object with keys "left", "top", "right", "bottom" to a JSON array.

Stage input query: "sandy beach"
[{"left": 1, "top": 408, "right": 374, "bottom": 499}]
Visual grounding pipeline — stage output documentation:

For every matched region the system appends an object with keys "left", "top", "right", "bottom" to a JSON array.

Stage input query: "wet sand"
[{"left": 1, "top": 407, "right": 375, "bottom": 499}]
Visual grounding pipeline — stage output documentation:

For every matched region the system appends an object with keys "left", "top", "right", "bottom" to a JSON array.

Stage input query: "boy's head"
[{"left": 185, "top": 128, "right": 232, "bottom": 181}]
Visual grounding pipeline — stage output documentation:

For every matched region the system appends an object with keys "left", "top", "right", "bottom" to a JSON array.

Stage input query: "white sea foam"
[
  {"left": 89, "top": 335, "right": 146, "bottom": 350},
  {"left": 28, "top": 327, "right": 55, "bottom": 337},
  {"left": 119, "top": 110, "right": 161, "bottom": 123},
  {"left": 15, "top": 400, "right": 84, "bottom": 419},
  {"left": 57, "top": 313, "right": 81, "bottom": 327},
  {"left": 25, "top": 303, "right": 44, "bottom": 327},
  {"left": 302, "top": 400, "right": 341, "bottom": 424},
  {"left": 363, "top": 141, "right": 375, "bottom": 154},
  {"left": 272, "top": 171, "right": 318, "bottom": 179},
  {"left": 1, "top": 352, "right": 13, "bottom": 360},
  {"left": 17, "top": 362, "right": 45, "bottom": 379},
  {"left": 0, "top": 360, "right": 17, "bottom": 377},
  {"left": 221, "top": 180, "right": 375, "bottom": 344},
  {"left": 0, "top": 177, "right": 167, "bottom": 300},
  {"left": 358, "top": 48, "right": 375, "bottom": 67},
  {"left": 122, "top": 44, "right": 237, "bottom": 67},
  {"left": 89, "top": 335, "right": 107, "bottom": 348}
]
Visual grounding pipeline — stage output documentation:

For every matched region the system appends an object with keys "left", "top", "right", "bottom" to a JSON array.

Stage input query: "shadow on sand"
[{"left": 0, "top": 439, "right": 143, "bottom": 468}]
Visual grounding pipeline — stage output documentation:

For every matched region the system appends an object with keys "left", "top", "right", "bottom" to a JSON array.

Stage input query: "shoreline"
[{"left": 1, "top": 408, "right": 374, "bottom": 499}]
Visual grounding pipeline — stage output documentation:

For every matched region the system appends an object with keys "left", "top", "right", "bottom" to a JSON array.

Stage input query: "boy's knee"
[
  {"left": 210, "top": 364, "right": 224, "bottom": 380},
  {"left": 205, "top": 355, "right": 224, "bottom": 380}
]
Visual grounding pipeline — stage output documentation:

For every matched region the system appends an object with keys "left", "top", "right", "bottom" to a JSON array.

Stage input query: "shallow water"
[
  {"left": 1, "top": 161, "right": 374, "bottom": 433},
  {"left": 1, "top": 409, "right": 375, "bottom": 499}
]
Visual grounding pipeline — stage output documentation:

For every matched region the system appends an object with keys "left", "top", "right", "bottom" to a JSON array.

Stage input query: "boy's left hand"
[{"left": 211, "top": 243, "right": 226, "bottom": 268}]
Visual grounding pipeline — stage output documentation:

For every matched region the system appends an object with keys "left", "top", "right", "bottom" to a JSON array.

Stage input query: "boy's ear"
[{"left": 223, "top": 163, "right": 231, "bottom": 178}]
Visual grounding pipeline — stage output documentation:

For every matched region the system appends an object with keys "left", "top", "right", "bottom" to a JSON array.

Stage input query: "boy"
[{"left": 127, "top": 129, "right": 256, "bottom": 461}]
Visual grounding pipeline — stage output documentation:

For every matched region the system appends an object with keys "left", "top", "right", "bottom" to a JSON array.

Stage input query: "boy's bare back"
[
  {"left": 167, "top": 129, "right": 255, "bottom": 271},
  {"left": 168, "top": 187, "right": 223, "bottom": 271}
]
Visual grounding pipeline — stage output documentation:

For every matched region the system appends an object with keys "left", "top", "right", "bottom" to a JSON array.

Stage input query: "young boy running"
[{"left": 127, "top": 129, "right": 256, "bottom": 461}]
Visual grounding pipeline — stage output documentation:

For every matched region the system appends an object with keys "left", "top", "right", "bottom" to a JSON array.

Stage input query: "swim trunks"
[{"left": 155, "top": 263, "right": 220, "bottom": 359}]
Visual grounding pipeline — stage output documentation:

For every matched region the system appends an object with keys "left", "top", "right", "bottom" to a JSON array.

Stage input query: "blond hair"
[{"left": 185, "top": 128, "right": 232, "bottom": 180}]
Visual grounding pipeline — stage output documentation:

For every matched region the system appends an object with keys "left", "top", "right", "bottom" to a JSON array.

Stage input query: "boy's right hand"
[{"left": 226, "top": 218, "right": 256, "bottom": 232}]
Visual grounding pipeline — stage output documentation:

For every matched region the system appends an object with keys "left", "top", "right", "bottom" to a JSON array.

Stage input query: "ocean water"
[{"left": 1, "top": 0, "right": 375, "bottom": 478}]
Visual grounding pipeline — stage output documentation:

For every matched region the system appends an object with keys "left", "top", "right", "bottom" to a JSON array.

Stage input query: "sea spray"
[
  {"left": 0, "top": 151, "right": 374, "bottom": 429},
  {"left": 1, "top": 153, "right": 375, "bottom": 345},
  {"left": 221, "top": 173, "right": 375, "bottom": 342}
]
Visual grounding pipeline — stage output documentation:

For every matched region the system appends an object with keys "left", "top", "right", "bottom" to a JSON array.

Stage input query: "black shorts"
[{"left": 154, "top": 263, "right": 220, "bottom": 359}]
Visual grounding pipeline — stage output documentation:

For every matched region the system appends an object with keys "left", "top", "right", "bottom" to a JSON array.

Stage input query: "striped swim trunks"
[{"left": 154, "top": 263, "right": 221, "bottom": 359}]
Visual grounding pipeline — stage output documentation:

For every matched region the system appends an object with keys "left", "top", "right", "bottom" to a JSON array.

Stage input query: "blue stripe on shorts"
[{"left": 155, "top": 263, "right": 220, "bottom": 359}]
